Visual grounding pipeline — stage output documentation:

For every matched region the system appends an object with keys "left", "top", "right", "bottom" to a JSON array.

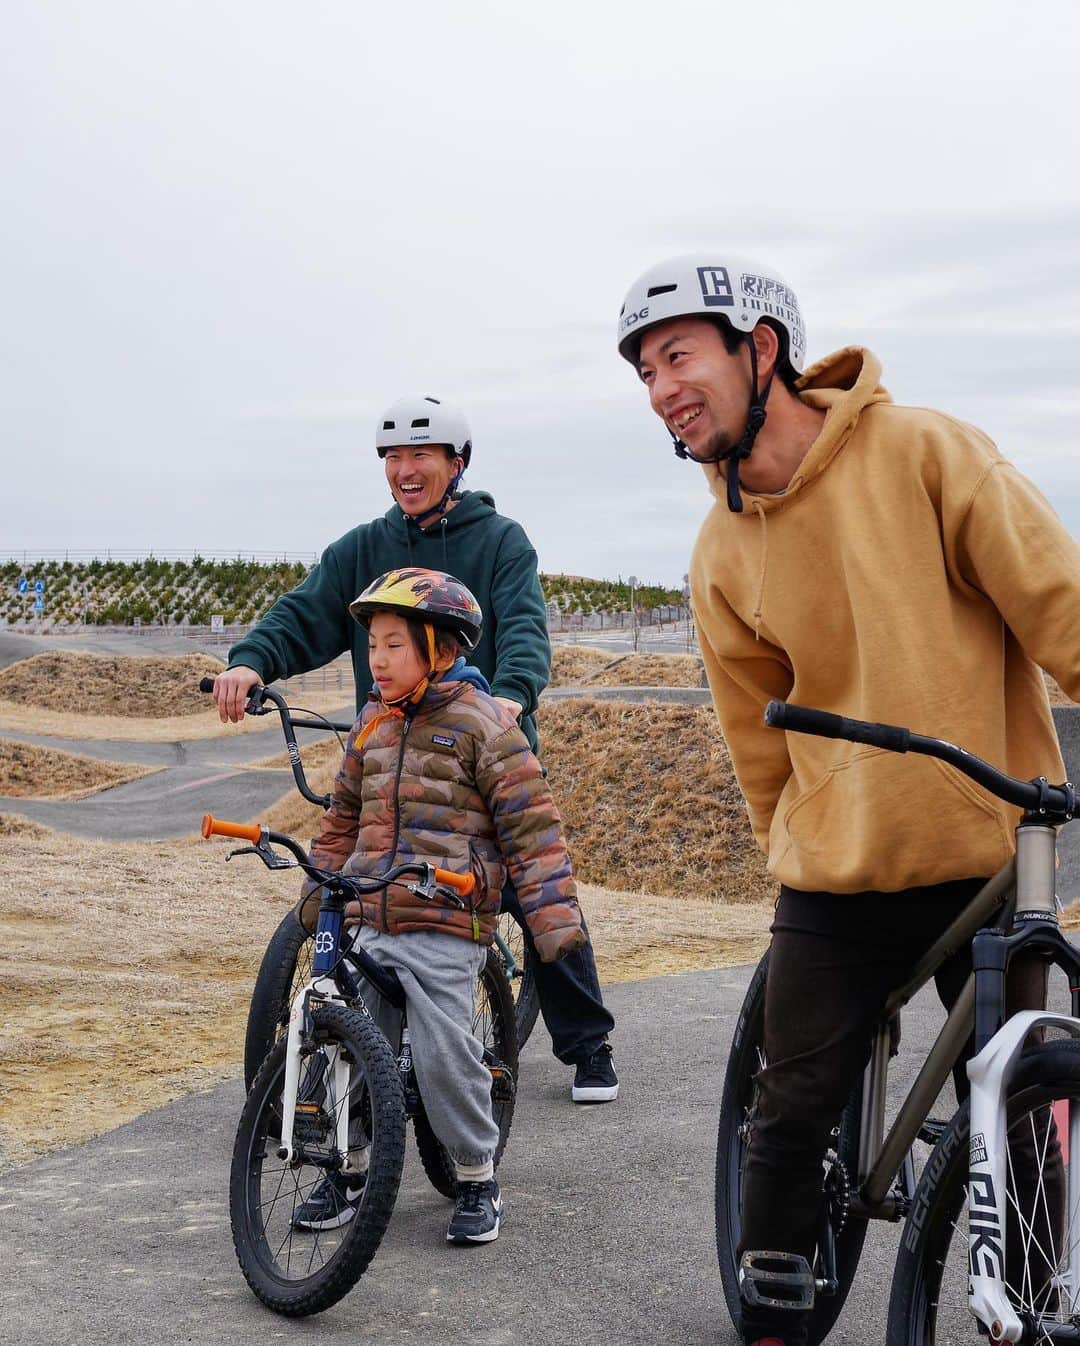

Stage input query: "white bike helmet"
[
  {"left": 376, "top": 395, "right": 472, "bottom": 469},
  {"left": 616, "top": 254, "right": 806, "bottom": 514},
  {"left": 617, "top": 253, "right": 806, "bottom": 374}
]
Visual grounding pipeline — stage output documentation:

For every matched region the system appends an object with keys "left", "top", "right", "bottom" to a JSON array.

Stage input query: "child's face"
[{"left": 368, "top": 612, "right": 428, "bottom": 701}]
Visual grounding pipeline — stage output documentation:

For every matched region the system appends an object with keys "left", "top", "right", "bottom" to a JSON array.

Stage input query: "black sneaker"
[
  {"left": 291, "top": 1170, "right": 367, "bottom": 1231},
  {"left": 571, "top": 1042, "right": 619, "bottom": 1103},
  {"left": 446, "top": 1179, "right": 502, "bottom": 1244}
]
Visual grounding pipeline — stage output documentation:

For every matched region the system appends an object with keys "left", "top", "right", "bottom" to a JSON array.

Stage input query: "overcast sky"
[{"left": 3, "top": 1, "right": 1079, "bottom": 583}]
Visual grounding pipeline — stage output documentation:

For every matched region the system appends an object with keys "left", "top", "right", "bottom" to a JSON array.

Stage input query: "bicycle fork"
[
  {"left": 277, "top": 977, "right": 351, "bottom": 1166},
  {"left": 967, "top": 822, "right": 1080, "bottom": 1343}
]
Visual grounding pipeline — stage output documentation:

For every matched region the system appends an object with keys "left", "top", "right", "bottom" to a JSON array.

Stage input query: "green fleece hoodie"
[
  {"left": 228, "top": 490, "right": 550, "bottom": 751},
  {"left": 691, "top": 346, "right": 1080, "bottom": 894}
]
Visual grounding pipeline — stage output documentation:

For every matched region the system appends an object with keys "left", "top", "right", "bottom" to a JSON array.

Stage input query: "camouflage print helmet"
[{"left": 349, "top": 568, "right": 483, "bottom": 650}]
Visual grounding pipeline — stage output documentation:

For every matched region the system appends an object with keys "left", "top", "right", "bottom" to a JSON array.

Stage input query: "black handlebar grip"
[
  {"left": 199, "top": 676, "right": 216, "bottom": 694},
  {"left": 764, "top": 700, "right": 911, "bottom": 754}
]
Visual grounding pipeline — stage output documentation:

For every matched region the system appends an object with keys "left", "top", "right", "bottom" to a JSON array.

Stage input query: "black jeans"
[
  {"left": 738, "top": 880, "right": 1051, "bottom": 1346},
  {"left": 501, "top": 881, "right": 615, "bottom": 1064}
]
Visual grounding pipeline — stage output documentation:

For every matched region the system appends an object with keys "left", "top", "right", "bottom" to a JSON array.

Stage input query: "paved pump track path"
[{"left": 1, "top": 964, "right": 980, "bottom": 1346}]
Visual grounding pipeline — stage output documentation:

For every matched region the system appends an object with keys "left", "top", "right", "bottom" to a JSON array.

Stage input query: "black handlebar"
[
  {"left": 764, "top": 701, "right": 912, "bottom": 754},
  {"left": 199, "top": 675, "right": 354, "bottom": 808},
  {"left": 765, "top": 699, "right": 1076, "bottom": 820}
]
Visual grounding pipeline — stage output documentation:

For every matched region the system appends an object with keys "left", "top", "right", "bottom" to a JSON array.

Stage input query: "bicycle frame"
[
  {"left": 842, "top": 823, "right": 1080, "bottom": 1343},
  {"left": 761, "top": 698, "right": 1080, "bottom": 1340}
]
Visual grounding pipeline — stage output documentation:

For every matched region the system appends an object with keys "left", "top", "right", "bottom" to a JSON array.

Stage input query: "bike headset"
[
  {"left": 347, "top": 567, "right": 484, "bottom": 747},
  {"left": 616, "top": 254, "right": 807, "bottom": 513},
  {"left": 376, "top": 395, "right": 473, "bottom": 529}
]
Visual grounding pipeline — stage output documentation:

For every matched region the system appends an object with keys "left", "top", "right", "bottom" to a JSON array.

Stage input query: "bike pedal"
[
  {"left": 738, "top": 1250, "right": 815, "bottom": 1311},
  {"left": 292, "top": 1101, "right": 333, "bottom": 1145},
  {"left": 488, "top": 1065, "right": 516, "bottom": 1104}
]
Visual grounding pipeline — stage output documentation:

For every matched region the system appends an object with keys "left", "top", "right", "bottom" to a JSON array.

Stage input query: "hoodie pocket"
[{"left": 780, "top": 747, "right": 1012, "bottom": 890}]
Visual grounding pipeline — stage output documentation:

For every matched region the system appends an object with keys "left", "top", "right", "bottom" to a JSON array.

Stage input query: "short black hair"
[{"left": 402, "top": 615, "right": 461, "bottom": 666}]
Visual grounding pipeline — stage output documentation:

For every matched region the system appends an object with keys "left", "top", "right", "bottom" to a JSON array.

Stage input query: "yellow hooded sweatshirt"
[{"left": 690, "top": 346, "right": 1080, "bottom": 894}]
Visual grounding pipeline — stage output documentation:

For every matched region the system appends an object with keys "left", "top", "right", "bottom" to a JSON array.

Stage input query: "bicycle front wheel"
[
  {"left": 230, "top": 1000, "right": 405, "bottom": 1316},
  {"left": 715, "top": 951, "right": 869, "bottom": 1346},
  {"left": 244, "top": 911, "right": 312, "bottom": 1090},
  {"left": 414, "top": 948, "right": 520, "bottom": 1199},
  {"left": 887, "top": 1039, "right": 1080, "bottom": 1345}
]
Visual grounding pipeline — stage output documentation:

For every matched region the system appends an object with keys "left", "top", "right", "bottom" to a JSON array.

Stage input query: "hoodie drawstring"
[{"left": 751, "top": 500, "right": 768, "bottom": 640}]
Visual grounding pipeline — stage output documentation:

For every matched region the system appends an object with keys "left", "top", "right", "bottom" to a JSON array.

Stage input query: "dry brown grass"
[
  {"left": 0, "top": 824, "right": 771, "bottom": 1169},
  {"left": 587, "top": 652, "right": 704, "bottom": 687},
  {"left": 0, "top": 828, "right": 292, "bottom": 1169},
  {"left": 538, "top": 698, "right": 770, "bottom": 903},
  {"left": 549, "top": 645, "right": 622, "bottom": 685},
  {"left": 0, "top": 812, "right": 51, "bottom": 838},
  {"left": 0, "top": 740, "right": 158, "bottom": 799},
  {"left": 549, "top": 645, "right": 704, "bottom": 688},
  {"left": 0, "top": 651, "right": 226, "bottom": 716}
]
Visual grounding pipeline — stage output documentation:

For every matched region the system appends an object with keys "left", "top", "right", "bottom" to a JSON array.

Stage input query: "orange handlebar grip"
[
  {"left": 201, "top": 813, "right": 262, "bottom": 843},
  {"left": 433, "top": 867, "right": 475, "bottom": 897}
]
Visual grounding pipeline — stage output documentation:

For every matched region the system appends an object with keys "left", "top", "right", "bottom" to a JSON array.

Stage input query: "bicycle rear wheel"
[
  {"left": 414, "top": 949, "right": 520, "bottom": 1199},
  {"left": 497, "top": 908, "right": 540, "bottom": 1046},
  {"left": 715, "top": 950, "right": 869, "bottom": 1346},
  {"left": 887, "top": 1039, "right": 1080, "bottom": 1345},
  {"left": 230, "top": 1000, "right": 405, "bottom": 1316},
  {"left": 244, "top": 911, "right": 312, "bottom": 1090}
]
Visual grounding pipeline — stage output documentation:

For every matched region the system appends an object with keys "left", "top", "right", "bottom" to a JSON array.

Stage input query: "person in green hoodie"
[
  {"left": 212, "top": 394, "right": 617, "bottom": 1104},
  {"left": 617, "top": 254, "right": 1080, "bottom": 1346}
]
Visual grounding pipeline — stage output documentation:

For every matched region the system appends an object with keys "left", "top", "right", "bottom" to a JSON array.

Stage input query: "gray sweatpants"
[{"left": 355, "top": 926, "right": 500, "bottom": 1167}]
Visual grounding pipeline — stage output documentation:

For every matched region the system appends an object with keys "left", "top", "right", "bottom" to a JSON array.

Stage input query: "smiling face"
[
  {"left": 367, "top": 611, "right": 430, "bottom": 702},
  {"left": 383, "top": 445, "right": 461, "bottom": 518},
  {"left": 637, "top": 317, "right": 750, "bottom": 459}
]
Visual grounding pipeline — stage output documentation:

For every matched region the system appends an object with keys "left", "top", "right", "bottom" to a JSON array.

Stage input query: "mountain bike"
[
  {"left": 196, "top": 677, "right": 540, "bottom": 1066},
  {"left": 201, "top": 813, "right": 517, "bottom": 1316},
  {"left": 715, "top": 700, "right": 1080, "bottom": 1345}
]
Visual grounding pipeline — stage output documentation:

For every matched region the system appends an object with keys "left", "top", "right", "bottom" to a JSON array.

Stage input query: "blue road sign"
[
  {"left": 33, "top": 579, "right": 45, "bottom": 594},
  {"left": 33, "top": 597, "right": 45, "bottom": 612},
  {"left": 17, "top": 577, "right": 28, "bottom": 593}
]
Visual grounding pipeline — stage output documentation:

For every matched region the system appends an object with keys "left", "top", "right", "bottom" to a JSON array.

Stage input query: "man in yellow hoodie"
[{"left": 617, "top": 254, "right": 1080, "bottom": 1346}]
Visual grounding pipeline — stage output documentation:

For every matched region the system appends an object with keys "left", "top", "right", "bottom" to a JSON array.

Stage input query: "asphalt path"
[
  {"left": 0, "top": 962, "right": 968, "bottom": 1346},
  {"left": 0, "top": 714, "right": 353, "bottom": 841}
]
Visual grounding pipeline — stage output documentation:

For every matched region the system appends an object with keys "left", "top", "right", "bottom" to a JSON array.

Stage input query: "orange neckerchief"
[{"left": 354, "top": 623, "right": 455, "bottom": 750}]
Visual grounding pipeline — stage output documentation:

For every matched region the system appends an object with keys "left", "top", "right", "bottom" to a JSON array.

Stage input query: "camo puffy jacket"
[{"left": 304, "top": 679, "right": 584, "bottom": 962}]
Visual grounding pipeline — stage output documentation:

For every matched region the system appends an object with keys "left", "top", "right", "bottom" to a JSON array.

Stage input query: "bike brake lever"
[
  {"left": 403, "top": 879, "right": 466, "bottom": 910},
  {"left": 244, "top": 687, "right": 271, "bottom": 716},
  {"left": 225, "top": 843, "right": 297, "bottom": 871}
]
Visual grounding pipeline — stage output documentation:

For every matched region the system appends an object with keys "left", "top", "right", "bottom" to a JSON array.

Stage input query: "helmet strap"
[{"left": 668, "top": 332, "right": 773, "bottom": 514}]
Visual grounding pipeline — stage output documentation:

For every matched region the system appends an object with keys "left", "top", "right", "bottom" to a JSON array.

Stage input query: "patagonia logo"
[{"left": 432, "top": 733, "right": 455, "bottom": 748}]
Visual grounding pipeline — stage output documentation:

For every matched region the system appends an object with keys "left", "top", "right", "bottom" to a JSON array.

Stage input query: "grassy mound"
[
  {"left": 0, "top": 741, "right": 155, "bottom": 799},
  {"left": 0, "top": 651, "right": 224, "bottom": 717},
  {"left": 0, "top": 812, "right": 51, "bottom": 838},
  {"left": 540, "top": 699, "right": 768, "bottom": 903},
  {"left": 549, "top": 645, "right": 704, "bottom": 688}
]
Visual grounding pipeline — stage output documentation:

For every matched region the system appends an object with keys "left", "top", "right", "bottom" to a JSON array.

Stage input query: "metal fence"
[{"left": 0, "top": 550, "right": 319, "bottom": 565}]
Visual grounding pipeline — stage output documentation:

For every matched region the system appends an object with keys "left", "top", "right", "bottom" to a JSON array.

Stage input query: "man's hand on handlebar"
[{"left": 213, "top": 665, "right": 262, "bottom": 724}]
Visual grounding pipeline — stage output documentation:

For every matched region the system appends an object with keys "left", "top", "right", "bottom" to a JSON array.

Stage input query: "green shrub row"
[{"left": 0, "top": 558, "right": 685, "bottom": 627}]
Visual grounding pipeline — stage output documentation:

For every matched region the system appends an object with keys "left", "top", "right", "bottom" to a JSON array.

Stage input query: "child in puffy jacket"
[{"left": 293, "top": 567, "right": 585, "bottom": 1245}]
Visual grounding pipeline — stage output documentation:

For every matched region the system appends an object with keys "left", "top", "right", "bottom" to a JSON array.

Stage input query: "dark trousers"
[
  {"left": 738, "top": 880, "right": 1053, "bottom": 1346},
  {"left": 501, "top": 882, "right": 614, "bottom": 1064}
]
